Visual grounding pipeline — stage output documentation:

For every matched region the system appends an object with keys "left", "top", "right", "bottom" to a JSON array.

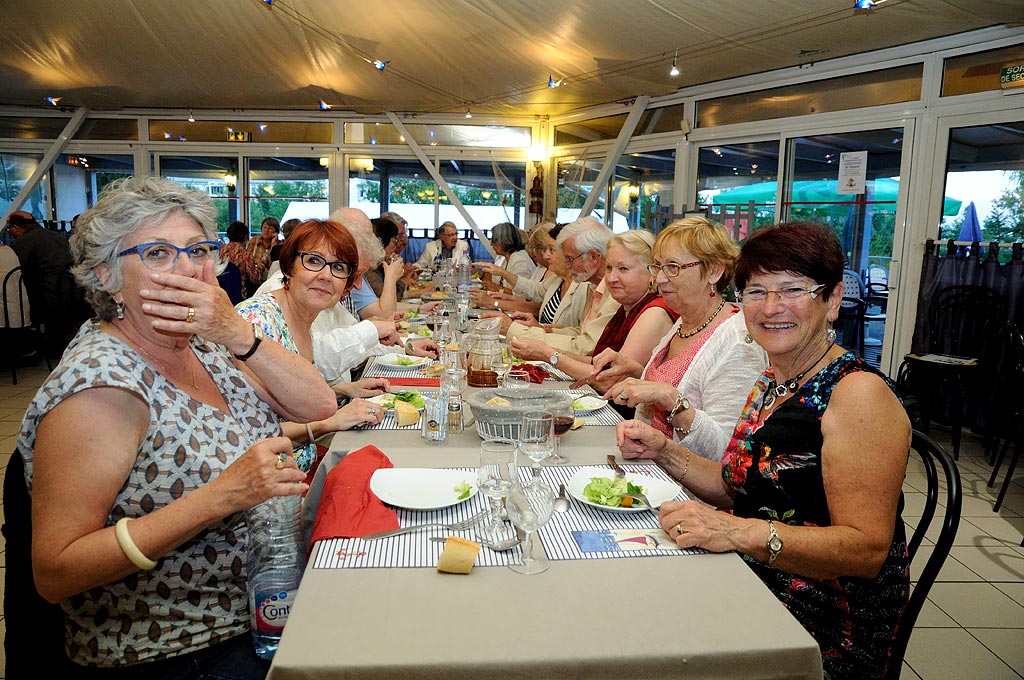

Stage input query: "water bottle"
[
  {"left": 457, "top": 247, "right": 472, "bottom": 295},
  {"left": 247, "top": 494, "right": 305, "bottom": 659}
]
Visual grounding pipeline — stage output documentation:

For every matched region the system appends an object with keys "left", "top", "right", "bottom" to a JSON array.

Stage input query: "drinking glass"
[
  {"left": 477, "top": 440, "right": 518, "bottom": 543},
  {"left": 506, "top": 367, "right": 530, "bottom": 389},
  {"left": 519, "top": 410, "right": 554, "bottom": 483},
  {"left": 506, "top": 480, "right": 555, "bottom": 575},
  {"left": 548, "top": 399, "right": 574, "bottom": 465},
  {"left": 491, "top": 347, "right": 512, "bottom": 387}
]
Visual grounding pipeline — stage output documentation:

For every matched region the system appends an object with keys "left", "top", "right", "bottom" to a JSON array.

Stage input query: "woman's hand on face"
[
  {"left": 407, "top": 338, "right": 440, "bottom": 359},
  {"left": 508, "top": 337, "right": 550, "bottom": 362},
  {"left": 659, "top": 500, "right": 754, "bottom": 554},
  {"left": 140, "top": 261, "right": 250, "bottom": 348},
  {"left": 206, "top": 437, "right": 308, "bottom": 514},
  {"left": 602, "top": 378, "right": 676, "bottom": 411},
  {"left": 615, "top": 419, "right": 668, "bottom": 460},
  {"left": 329, "top": 398, "right": 385, "bottom": 430}
]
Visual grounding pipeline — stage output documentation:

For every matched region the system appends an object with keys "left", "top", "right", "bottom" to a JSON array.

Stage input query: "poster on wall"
[{"left": 837, "top": 151, "right": 868, "bottom": 195}]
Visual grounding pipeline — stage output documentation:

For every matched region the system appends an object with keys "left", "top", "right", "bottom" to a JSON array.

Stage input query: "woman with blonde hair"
[{"left": 600, "top": 217, "right": 767, "bottom": 461}]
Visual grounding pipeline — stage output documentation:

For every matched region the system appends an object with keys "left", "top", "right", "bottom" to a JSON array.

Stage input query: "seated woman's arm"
[
  {"left": 32, "top": 389, "right": 304, "bottom": 603},
  {"left": 280, "top": 397, "right": 384, "bottom": 444}
]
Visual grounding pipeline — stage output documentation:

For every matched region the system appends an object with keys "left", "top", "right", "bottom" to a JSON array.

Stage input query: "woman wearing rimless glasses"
[
  {"left": 236, "top": 219, "right": 386, "bottom": 472},
  {"left": 600, "top": 217, "right": 767, "bottom": 462}
]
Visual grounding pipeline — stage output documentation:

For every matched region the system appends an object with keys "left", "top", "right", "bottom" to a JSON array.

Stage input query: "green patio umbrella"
[{"left": 712, "top": 178, "right": 962, "bottom": 216}]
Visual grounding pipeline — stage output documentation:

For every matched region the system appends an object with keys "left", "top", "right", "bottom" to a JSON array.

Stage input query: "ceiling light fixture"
[
  {"left": 853, "top": 0, "right": 875, "bottom": 12},
  {"left": 259, "top": 124, "right": 268, "bottom": 132},
  {"left": 187, "top": 109, "right": 195, "bottom": 123},
  {"left": 371, "top": 59, "right": 390, "bottom": 71},
  {"left": 318, "top": 100, "right": 332, "bottom": 110},
  {"left": 670, "top": 49, "right": 680, "bottom": 77},
  {"left": 45, "top": 96, "right": 61, "bottom": 106},
  {"left": 547, "top": 75, "right": 563, "bottom": 88},
  {"left": 465, "top": 107, "right": 473, "bottom": 119}
]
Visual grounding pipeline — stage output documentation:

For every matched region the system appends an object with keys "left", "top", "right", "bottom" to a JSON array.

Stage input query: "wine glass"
[
  {"left": 548, "top": 399, "right": 574, "bottom": 465},
  {"left": 506, "top": 480, "right": 555, "bottom": 575},
  {"left": 506, "top": 367, "right": 530, "bottom": 389},
  {"left": 477, "top": 440, "right": 518, "bottom": 544},
  {"left": 491, "top": 346, "right": 512, "bottom": 387},
  {"left": 519, "top": 410, "right": 554, "bottom": 483}
]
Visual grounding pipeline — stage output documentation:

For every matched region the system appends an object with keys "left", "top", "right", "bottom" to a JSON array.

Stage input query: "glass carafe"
[{"left": 466, "top": 317, "right": 502, "bottom": 387}]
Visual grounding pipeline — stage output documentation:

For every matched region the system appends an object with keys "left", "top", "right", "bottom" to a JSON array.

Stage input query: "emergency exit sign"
[{"left": 1000, "top": 63, "right": 1024, "bottom": 90}]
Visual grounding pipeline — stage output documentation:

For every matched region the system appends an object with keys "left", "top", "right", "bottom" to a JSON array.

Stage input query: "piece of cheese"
[
  {"left": 393, "top": 399, "right": 420, "bottom": 427},
  {"left": 437, "top": 536, "right": 481, "bottom": 574}
]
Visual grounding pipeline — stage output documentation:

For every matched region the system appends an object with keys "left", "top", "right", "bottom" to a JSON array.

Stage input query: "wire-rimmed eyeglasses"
[
  {"left": 646, "top": 260, "right": 700, "bottom": 278},
  {"left": 738, "top": 284, "right": 827, "bottom": 304},
  {"left": 117, "top": 241, "right": 221, "bottom": 272},
  {"left": 297, "top": 252, "right": 354, "bottom": 279}
]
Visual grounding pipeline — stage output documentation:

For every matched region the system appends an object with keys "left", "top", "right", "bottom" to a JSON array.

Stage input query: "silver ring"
[
  {"left": 617, "top": 393, "right": 626, "bottom": 402},
  {"left": 368, "top": 408, "right": 377, "bottom": 416},
  {"left": 185, "top": 307, "right": 196, "bottom": 323}
]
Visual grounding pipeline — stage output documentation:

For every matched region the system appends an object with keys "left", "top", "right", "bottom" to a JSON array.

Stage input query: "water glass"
[
  {"left": 519, "top": 410, "right": 554, "bottom": 481},
  {"left": 477, "top": 440, "right": 518, "bottom": 543},
  {"left": 491, "top": 349, "right": 512, "bottom": 387},
  {"left": 506, "top": 367, "right": 530, "bottom": 389},
  {"left": 506, "top": 480, "right": 555, "bottom": 575}
]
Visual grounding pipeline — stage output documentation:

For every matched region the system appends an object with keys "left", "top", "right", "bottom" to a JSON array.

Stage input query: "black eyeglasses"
[
  {"left": 564, "top": 250, "right": 588, "bottom": 266},
  {"left": 297, "top": 252, "right": 354, "bottom": 279},
  {"left": 647, "top": 260, "right": 700, "bottom": 278},
  {"left": 117, "top": 241, "right": 221, "bottom": 272}
]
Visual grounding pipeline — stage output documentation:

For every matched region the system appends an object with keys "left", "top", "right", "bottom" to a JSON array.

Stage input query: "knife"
[{"left": 607, "top": 454, "right": 626, "bottom": 478}]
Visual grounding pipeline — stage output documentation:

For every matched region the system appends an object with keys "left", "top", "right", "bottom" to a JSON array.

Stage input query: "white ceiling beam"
[
  {"left": 385, "top": 112, "right": 495, "bottom": 257},
  {"left": 580, "top": 96, "right": 651, "bottom": 218}
]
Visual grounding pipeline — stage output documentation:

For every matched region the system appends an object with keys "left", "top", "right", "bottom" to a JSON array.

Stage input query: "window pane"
[
  {"left": 159, "top": 155, "right": 240, "bottom": 230},
  {"left": 0, "top": 117, "right": 71, "bottom": 140},
  {"left": 0, "top": 153, "right": 48, "bottom": 222},
  {"left": 697, "top": 141, "right": 779, "bottom": 239},
  {"left": 247, "top": 157, "right": 328, "bottom": 228},
  {"left": 55, "top": 153, "right": 135, "bottom": 221},
  {"left": 345, "top": 123, "right": 530, "bottom": 148},
  {"left": 696, "top": 65, "right": 922, "bottom": 128},
  {"left": 942, "top": 45, "right": 1024, "bottom": 97},
  {"left": 148, "top": 121, "right": 332, "bottom": 144},
  {"left": 556, "top": 159, "right": 606, "bottom": 226}
]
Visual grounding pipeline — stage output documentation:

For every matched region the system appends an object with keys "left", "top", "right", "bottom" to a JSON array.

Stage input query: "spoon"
[
  {"left": 429, "top": 534, "right": 522, "bottom": 552},
  {"left": 554, "top": 483, "right": 570, "bottom": 513}
]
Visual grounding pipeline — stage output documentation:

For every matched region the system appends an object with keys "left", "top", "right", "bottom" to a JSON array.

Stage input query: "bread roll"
[{"left": 437, "top": 536, "right": 481, "bottom": 574}]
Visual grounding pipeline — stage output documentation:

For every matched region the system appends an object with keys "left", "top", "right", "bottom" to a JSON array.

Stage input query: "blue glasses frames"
[{"left": 117, "top": 241, "right": 221, "bottom": 272}]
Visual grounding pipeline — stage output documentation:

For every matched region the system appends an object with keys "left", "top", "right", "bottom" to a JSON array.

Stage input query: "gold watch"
[{"left": 766, "top": 519, "right": 783, "bottom": 565}]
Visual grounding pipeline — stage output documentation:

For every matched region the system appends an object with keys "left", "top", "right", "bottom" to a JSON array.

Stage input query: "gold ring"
[
  {"left": 368, "top": 408, "right": 377, "bottom": 416},
  {"left": 275, "top": 452, "right": 289, "bottom": 469},
  {"left": 185, "top": 307, "right": 196, "bottom": 323},
  {"left": 618, "top": 393, "right": 626, "bottom": 402},
  {"left": 674, "top": 524, "right": 684, "bottom": 536}
]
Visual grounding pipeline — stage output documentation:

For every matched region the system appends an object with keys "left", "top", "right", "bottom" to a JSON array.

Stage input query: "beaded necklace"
[
  {"left": 677, "top": 297, "right": 726, "bottom": 339},
  {"left": 762, "top": 341, "right": 835, "bottom": 410}
]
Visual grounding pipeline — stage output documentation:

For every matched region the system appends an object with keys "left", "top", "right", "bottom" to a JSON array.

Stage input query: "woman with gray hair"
[
  {"left": 480, "top": 221, "right": 535, "bottom": 290},
  {"left": 17, "top": 176, "right": 336, "bottom": 676}
]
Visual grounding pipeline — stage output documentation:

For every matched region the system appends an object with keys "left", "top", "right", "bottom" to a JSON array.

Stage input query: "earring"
[
  {"left": 709, "top": 288, "right": 716, "bottom": 298},
  {"left": 115, "top": 302, "right": 125, "bottom": 320},
  {"left": 648, "top": 278, "right": 657, "bottom": 294},
  {"left": 744, "top": 332, "right": 753, "bottom": 344},
  {"left": 827, "top": 327, "right": 837, "bottom": 343}
]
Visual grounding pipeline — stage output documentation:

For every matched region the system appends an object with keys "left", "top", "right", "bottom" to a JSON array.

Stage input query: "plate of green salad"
[
  {"left": 566, "top": 466, "right": 682, "bottom": 513},
  {"left": 571, "top": 396, "right": 607, "bottom": 414},
  {"left": 377, "top": 353, "right": 433, "bottom": 370},
  {"left": 367, "top": 390, "right": 427, "bottom": 412},
  {"left": 370, "top": 468, "right": 477, "bottom": 510}
]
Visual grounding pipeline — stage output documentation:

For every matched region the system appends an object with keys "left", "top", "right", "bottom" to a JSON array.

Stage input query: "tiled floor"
[{"left": 0, "top": 364, "right": 1021, "bottom": 679}]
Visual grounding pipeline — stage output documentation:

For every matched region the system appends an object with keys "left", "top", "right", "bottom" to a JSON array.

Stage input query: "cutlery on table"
[
  {"left": 362, "top": 509, "right": 488, "bottom": 540},
  {"left": 607, "top": 454, "right": 626, "bottom": 478},
  {"left": 622, "top": 492, "right": 660, "bottom": 518},
  {"left": 553, "top": 484, "right": 570, "bottom": 513}
]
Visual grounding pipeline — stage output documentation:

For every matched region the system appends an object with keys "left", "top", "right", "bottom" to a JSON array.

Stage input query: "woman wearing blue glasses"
[{"left": 17, "top": 176, "right": 337, "bottom": 676}]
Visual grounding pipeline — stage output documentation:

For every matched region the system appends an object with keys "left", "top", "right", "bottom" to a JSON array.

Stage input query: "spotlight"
[
  {"left": 164, "top": 132, "right": 172, "bottom": 139},
  {"left": 853, "top": 0, "right": 875, "bottom": 11},
  {"left": 45, "top": 96, "right": 61, "bottom": 106},
  {"left": 372, "top": 60, "right": 390, "bottom": 71},
  {"left": 465, "top": 107, "right": 473, "bottom": 119},
  {"left": 259, "top": 124, "right": 268, "bottom": 132},
  {"left": 187, "top": 109, "right": 195, "bottom": 123},
  {"left": 318, "top": 100, "right": 332, "bottom": 110},
  {"left": 670, "top": 49, "right": 679, "bottom": 77},
  {"left": 547, "top": 75, "right": 563, "bottom": 88}
]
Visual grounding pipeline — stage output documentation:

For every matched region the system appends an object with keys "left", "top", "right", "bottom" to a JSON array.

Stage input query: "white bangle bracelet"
[
  {"left": 306, "top": 422, "right": 316, "bottom": 445},
  {"left": 115, "top": 517, "right": 157, "bottom": 571}
]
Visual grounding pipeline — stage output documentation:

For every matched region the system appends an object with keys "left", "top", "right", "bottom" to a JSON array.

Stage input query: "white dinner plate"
[
  {"left": 367, "top": 392, "right": 425, "bottom": 412},
  {"left": 566, "top": 466, "right": 682, "bottom": 513},
  {"left": 572, "top": 396, "right": 608, "bottom": 414},
  {"left": 377, "top": 353, "right": 433, "bottom": 370},
  {"left": 404, "top": 329, "right": 433, "bottom": 339},
  {"left": 370, "top": 468, "right": 478, "bottom": 511}
]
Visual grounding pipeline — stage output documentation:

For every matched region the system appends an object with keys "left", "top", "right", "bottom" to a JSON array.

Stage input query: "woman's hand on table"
[
  {"left": 204, "top": 436, "right": 308, "bottom": 513},
  {"left": 469, "top": 289, "right": 497, "bottom": 308},
  {"left": 370, "top": 319, "right": 401, "bottom": 345},
  {"left": 406, "top": 337, "right": 440, "bottom": 359},
  {"left": 658, "top": 500, "right": 756, "bottom": 553},
  {"left": 328, "top": 398, "right": 385, "bottom": 430},
  {"left": 334, "top": 377, "right": 390, "bottom": 399},
  {"left": 602, "top": 378, "right": 677, "bottom": 411},
  {"left": 615, "top": 419, "right": 669, "bottom": 461},
  {"left": 140, "top": 262, "right": 251, "bottom": 349},
  {"left": 508, "top": 337, "right": 552, "bottom": 362}
]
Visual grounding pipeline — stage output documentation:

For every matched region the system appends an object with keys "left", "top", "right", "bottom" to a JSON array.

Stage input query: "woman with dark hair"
[
  {"left": 617, "top": 221, "right": 911, "bottom": 680},
  {"left": 481, "top": 221, "right": 534, "bottom": 290},
  {"left": 245, "top": 216, "right": 280, "bottom": 290},
  {"left": 364, "top": 216, "right": 406, "bottom": 300},
  {"left": 236, "top": 219, "right": 385, "bottom": 472},
  {"left": 222, "top": 220, "right": 262, "bottom": 297}
]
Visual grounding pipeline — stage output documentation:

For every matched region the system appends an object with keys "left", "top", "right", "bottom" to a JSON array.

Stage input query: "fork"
[
  {"left": 623, "top": 492, "right": 660, "bottom": 518},
  {"left": 607, "top": 454, "right": 626, "bottom": 478},
  {"left": 361, "top": 509, "right": 489, "bottom": 540}
]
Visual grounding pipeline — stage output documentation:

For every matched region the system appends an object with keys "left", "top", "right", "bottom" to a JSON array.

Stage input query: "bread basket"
[{"left": 466, "top": 388, "right": 572, "bottom": 441}]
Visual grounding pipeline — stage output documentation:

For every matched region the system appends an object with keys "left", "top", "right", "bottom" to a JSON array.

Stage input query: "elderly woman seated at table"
[
  {"left": 19, "top": 176, "right": 337, "bottom": 676},
  {"left": 508, "top": 230, "right": 676, "bottom": 404},
  {"left": 236, "top": 219, "right": 387, "bottom": 472},
  {"left": 617, "top": 221, "right": 911, "bottom": 680},
  {"left": 601, "top": 218, "right": 767, "bottom": 461}
]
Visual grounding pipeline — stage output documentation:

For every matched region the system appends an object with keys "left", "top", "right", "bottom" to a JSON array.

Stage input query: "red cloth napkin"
[
  {"left": 387, "top": 377, "right": 441, "bottom": 387},
  {"left": 519, "top": 364, "right": 550, "bottom": 383},
  {"left": 310, "top": 445, "right": 399, "bottom": 542}
]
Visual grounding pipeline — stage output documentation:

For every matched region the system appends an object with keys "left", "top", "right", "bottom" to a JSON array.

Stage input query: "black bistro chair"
[
  {"left": 885, "top": 430, "right": 962, "bottom": 679},
  {"left": 1, "top": 266, "right": 52, "bottom": 384}
]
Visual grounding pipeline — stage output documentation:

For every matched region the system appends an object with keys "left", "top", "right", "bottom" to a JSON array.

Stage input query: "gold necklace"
[
  {"left": 135, "top": 342, "right": 198, "bottom": 389},
  {"left": 677, "top": 297, "right": 726, "bottom": 339}
]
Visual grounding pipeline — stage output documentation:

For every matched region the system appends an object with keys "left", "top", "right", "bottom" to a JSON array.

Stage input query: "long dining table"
[{"left": 268, "top": 376, "right": 823, "bottom": 680}]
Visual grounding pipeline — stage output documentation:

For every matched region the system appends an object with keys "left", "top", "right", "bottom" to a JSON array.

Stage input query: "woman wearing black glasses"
[
  {"left": 18, "top": 177, "right": 338, "bottom": 676},
  {"left": 236, "top": 219, "right": 386, "bottom": 472},
  {"left": 601, "top": 217, "right": 767, "bottom": 461}
]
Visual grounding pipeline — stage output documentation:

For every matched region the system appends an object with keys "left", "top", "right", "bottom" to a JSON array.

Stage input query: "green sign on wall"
[{"left": 1000, "top": 63, "right": 1024, "bottom": 89}]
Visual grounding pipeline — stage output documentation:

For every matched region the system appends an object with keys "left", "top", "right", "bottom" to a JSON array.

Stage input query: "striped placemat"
[
  {"left": 554, "top": 389, "right": 625, "bottom": 426},
  {"left": 363, "top": 391, "right": 437, "bottom": 430},
  {"left": 363, "top": 357, "right": 440, "bottom": 379}
]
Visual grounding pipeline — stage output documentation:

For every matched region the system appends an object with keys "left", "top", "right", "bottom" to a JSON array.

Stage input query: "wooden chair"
[{"left": 885, "top": 430, "right": 962, "bottom": 679}]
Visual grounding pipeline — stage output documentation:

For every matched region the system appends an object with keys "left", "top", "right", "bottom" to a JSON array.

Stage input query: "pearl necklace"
[
  {"left": 677, "top": 297, "right": 726, "bottom": 339},
  {"left": 762, "top": 342, "right": 835, "bottom": 410}
]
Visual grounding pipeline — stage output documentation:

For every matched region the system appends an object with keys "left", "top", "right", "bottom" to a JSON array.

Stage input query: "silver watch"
[
  {"left": 549, "top": 351, "right": 561, "bottom": 365},
  {"left": 766, "top": 520, "right": 783, "bottom": 565}
]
